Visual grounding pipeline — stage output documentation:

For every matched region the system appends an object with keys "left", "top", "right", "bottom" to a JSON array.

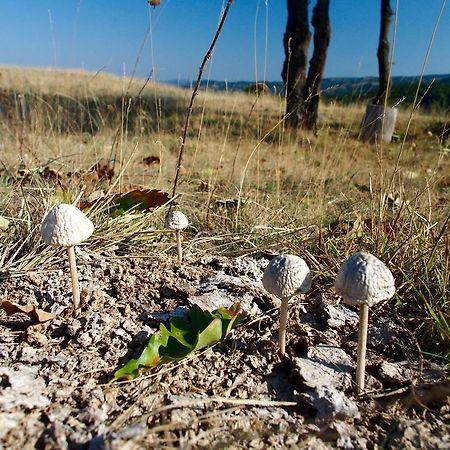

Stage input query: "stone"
[
  {"left": 0, "top": 365, "right": 50, "bottom": 410},
  {"left": 293, "top": 345, "right": 360, "bottom": 421},
  {"left": 379, "top": 360, "right": 446, "bottom": 385},
  {"left": 293, "top": 345, "right": 353, "bottom": 390}
]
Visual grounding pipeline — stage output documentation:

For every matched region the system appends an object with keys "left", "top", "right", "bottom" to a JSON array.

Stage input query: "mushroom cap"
[
  {"left": 41, "top": 204, "right": 94, "bottom": 247},
  {"left": 165, "top": 210, "right": 189, "bottom": 230},
  {"left": 334, "top": 252, "right": 395, "bottom": 306},
  {"left": 262, "top": 254, "right": 312, "bottom": 299}
]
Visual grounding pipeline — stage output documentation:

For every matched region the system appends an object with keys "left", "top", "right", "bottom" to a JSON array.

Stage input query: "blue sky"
[{"left": 0, "top": 1, "right": 448, "bottom": 82}]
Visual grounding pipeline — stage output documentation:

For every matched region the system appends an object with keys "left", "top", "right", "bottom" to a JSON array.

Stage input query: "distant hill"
[{"left": 168, "top": 74, "right": 450, "bottom": 109}]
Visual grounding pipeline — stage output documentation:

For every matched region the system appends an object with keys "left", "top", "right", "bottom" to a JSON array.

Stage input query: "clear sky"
[{"left": 0, "top": 1, "right": 448, "bottom": 82}]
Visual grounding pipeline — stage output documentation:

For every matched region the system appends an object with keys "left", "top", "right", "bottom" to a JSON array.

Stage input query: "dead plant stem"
[{"left": 171, "top": 0, "right": 234, "bottom": 201}]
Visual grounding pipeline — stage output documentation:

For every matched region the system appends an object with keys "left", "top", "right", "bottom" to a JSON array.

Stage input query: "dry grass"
[{"left": 0, "top": 66, "right": 448, "bottom": 360}]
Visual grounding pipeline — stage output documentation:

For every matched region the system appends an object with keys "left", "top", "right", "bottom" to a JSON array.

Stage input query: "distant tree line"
[
  {"left": 323, "top": 78, "right": 450, "bottom": 111},
  {"left": 177, "top": 77, "right": 450, "bottom": 111}
]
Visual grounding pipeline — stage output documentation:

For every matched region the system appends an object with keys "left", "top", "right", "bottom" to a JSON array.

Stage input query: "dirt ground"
[{"left": 0, "top": 249, "right": 449, "bottom": 449}]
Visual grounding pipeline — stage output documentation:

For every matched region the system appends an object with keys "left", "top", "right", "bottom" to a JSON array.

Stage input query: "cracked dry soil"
[{"left": 0, "top": 251, "right": 449, "bottom": 449}]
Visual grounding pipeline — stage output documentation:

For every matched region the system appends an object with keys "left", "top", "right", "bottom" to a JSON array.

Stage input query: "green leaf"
[
  {"left": 194, "top": 318, "right": 223, "bottom": 351},
  {"left": 114, "top": 302, "right": 244, "bottom": 380},
  {"left": 114, "top": 325, "right": 170, "bottom": 379},
  {"left": 53, "top": 190, "right": 74, "bottom": 205},
  {"left": 0, "top": 216, "right": 9, "bottom": 232}
]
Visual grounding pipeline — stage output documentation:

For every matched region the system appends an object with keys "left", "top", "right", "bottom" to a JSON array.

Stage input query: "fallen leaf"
[
  {"left": 198, "top": 181, "right": 210, "bottom": 192},
  {"left": 67, "top": 161, "right": 114, "bottom": 195},
  {"left": 79, "top": 188, "right": 170, "bottom": 213},
  {"left": 41, "top": 167, "right": 65, "bottom": 183},
  {"left": 214, "top": 198, "right": 241, "bottom": 209},
  {"left": 354, "top": 182, "right": 370, "bottom": 192},
  {"left": 438, "top": 176, "right": 450, "bottom": 189},
  {"left": 112, "top": 189, "right": 170, "bottom": 211},
  {"left": 0, "top": 300, "right": 56, "bottom": 323},
  {"left": 142, "top": 155, "right": 160, "bottom": 166},
  {"left": 90, "top": 162, "right": 114, "bottom": 182}
]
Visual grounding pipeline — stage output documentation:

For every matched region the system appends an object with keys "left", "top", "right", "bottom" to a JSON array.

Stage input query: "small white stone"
[
  {"left": 334, "top": 252, "right": 395, "bottom": 307},
  {"left": 262, "top": 254, "right": 312, "bottom": 299},
  {"left": 165, "top": 210, "right": 189, "bottom": 230},
  {"left": 41, "top": 204, "right": 94, "bottom": 247}
]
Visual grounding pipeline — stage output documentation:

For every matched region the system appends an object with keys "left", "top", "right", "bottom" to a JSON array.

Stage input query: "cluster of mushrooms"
[
  {"left": 263, "top": 252, "right": 395, "bottom": 394},
  {"left": 40, "top": 203, "right": 394, "bottom": 395},
  {"left": 40, "top": 204, "right": 189, "bottom": 317}
]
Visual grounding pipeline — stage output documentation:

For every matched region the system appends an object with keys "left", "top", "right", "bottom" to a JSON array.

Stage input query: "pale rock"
[
  {"left": 0, "top": 412, "right": 23, "bottom": 439},
  {"left": 293, "top": 346, "right": 359, "bottom": 421},
  {"left": 0, "top": 365, "right": 50, "bottom": 410},
  {"left": 293, "top": 346, "right": 353, "bottom": 390},
  {"left": 379, "top": 360, "right": 446, "bottom": 385},
  {"left": 310, "top": 385, "right": 360, "bottom": 421}
]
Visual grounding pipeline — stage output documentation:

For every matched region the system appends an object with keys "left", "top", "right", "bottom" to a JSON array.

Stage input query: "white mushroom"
[
  {"left": 334, "top": 251, "right": 395, "bottom": 395},
  {"left": 262, "top": 254, "right": 312, "bottom": 356},
  {"left": 165, "top": 210, "right": 189, "bottom": 263},
  {"left": 41, "top": 204, "right": 94, "bottom": 317}
]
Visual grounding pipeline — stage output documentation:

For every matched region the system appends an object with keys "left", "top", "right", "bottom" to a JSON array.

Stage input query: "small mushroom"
[
  {"left": 262, "top": 254, "right": 312, "bottom": 356},
  {"left": 165, "top": 210, "right": 189, "bottom": 263},
  {"left": 41, "top": 204, "right": 94, "bottom": 317},
  {"left": 334, "top": 251, "right": 395, "bottom": 395}
]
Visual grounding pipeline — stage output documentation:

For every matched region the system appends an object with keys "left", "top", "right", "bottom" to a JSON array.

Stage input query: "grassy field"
[{"left": 0, "top": 66, "right": 449, "bottom": 362}]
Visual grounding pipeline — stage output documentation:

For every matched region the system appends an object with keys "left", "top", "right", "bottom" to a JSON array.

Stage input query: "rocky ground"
[{"left": 0, "top": 249, "right": 449, "bottom": 449}]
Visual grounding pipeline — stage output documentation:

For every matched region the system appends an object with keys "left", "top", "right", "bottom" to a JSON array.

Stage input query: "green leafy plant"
[
  {"left": 114, "top": 303, "right": 244, "bottom": 380},
  {"left": 0, "top": 216, "right": 9, "bottom": 232}
]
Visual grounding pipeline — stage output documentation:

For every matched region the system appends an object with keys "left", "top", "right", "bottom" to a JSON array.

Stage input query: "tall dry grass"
[{"left": 0, "top": 66, "right": 448, "bottom": 361}]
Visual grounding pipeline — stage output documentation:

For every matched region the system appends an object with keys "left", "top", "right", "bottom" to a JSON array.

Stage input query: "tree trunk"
[
  {"left": 302, "top": 0, "right": 331, "bottom": 130},
  {"left": 360, "top": 0, "right": 397, "bottom": 144},
  {"left": 374, "top": 0, "right": 393, "bottom": 105},
  {"left": 282, "top": 0, "right": 311, "bottom": 128}
]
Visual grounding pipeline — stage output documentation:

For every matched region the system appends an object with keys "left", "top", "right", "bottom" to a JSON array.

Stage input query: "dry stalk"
[{"left": 171, "top": 0, "right": 234, "bottom": 201}]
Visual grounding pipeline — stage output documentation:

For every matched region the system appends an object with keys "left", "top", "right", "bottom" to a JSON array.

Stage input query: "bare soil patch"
[{"left": 0, "top": 251, "right": 449, "bottom": 449}]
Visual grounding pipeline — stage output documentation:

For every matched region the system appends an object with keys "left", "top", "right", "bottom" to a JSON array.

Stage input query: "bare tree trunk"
[
  {"left": 360, "top": 0, "right": 396, "bottom": 143},
  {"left": 282, "top": 0, "right": 311, "bottom": 128},
  {"left": 374, "top": 0, "right": 393, "bottom": 105},
  {"left": 302, "top": 0, "right": 331, "bottom": 130}
]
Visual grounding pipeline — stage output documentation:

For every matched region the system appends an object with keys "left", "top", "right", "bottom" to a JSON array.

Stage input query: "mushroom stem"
[
  {"left": 278, "top": 297, "right": 289, "bottom": 355},
  {"left": 67, "top": 246, "right": 81, "bottom": 317},
  {"left": 356, "top": 302, "right": 369, "bottom": 395},
  {"left": 175, "top": 230, "right": 183, "bottom": 263}
]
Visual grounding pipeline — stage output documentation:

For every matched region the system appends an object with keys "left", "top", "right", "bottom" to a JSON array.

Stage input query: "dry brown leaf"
[
  {"left": 41, "top": 167, "right": 65, "bottom": 183},
  {"left": 79, "top": 188, "right": 170, "bottom": 212},
  {"left": 0, "top": 300, "right": 56, "bottom": 323},
  {"left": 438, "top": 176, "right": 450, "bottom": 189},
  {"left": 110, "top": 189, "right": 171, "bottom": 211},
  {"left": 90, "top": 162, "right": 114, "bottom": 182},
  {"left": 142, "top": 155, "right": 160, "bottom": 166},
  {"left": 198, "top": 181, "right": 210, "bottom": 192}
]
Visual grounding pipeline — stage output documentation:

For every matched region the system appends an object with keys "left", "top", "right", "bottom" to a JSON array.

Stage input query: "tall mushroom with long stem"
[
  {"left": 262, "top": 254, "right": 312, "bottom": 356},
  {"left": 41, "top": 204, "right": 94, "bottom": 317},
  {"left": 165, "top": 210, "right": 189, "bottom": 264},
  {"left": 334, "top": 252, "right": 395, "bottom": 395}
]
